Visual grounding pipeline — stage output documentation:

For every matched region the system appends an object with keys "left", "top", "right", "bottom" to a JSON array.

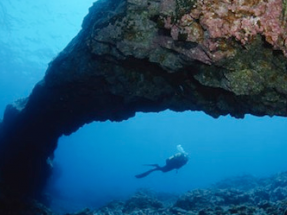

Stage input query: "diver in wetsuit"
[{"left": 135, "top": 145, "right": 188, "bottom": 178}]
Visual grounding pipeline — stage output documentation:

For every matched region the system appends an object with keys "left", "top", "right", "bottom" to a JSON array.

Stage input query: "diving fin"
[
  {"left": 135, "top": 164, "right": 162, "bottom": 178},
  {"left": 135, "top": 169, "right": 157, "bottom": 178},
  {"left": 143, "top": 164, "right": 160, "bottom": 168}
]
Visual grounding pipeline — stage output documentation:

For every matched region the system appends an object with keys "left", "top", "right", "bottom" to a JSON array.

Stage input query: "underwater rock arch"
[{"left": 1, "top": 0, "right": 287, "bottom": 198}]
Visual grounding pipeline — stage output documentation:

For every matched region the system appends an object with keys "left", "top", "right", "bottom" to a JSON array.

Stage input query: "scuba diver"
[{"left": 135, "top": 145, "right": 188, "bottom": 178}]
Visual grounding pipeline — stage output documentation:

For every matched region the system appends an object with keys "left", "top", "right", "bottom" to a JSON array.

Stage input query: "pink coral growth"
[
  {"left": 194, "top": 0, "right": 285, "bottom": 47},
  {"left": 162, "top": 0, "right": 287, "bottom": 63}
]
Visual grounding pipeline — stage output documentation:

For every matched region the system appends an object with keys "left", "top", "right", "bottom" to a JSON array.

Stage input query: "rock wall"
[{"left": 0, "top": 0, "right": 287, "bottom": 198}]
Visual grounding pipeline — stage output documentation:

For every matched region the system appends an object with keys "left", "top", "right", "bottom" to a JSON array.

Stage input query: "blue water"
[{"left": 1, "top": 1, "right": 287, "bottom": 214}]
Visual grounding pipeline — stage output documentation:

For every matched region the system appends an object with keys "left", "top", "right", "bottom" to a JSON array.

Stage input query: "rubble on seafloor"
[
  {"left": 1, "top": 171, "right": 287, "bottom": 215},
  {"left": 67, "top": 172, "right": 287, "bottom": 215}
]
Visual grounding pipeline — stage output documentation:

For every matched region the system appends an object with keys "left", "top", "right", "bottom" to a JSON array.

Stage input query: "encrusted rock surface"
[
  {"left": 0, "top": 0, "right": 287, "bottom": 202},
  {"left": 68, "top": 172, "right": 287, "bottom": 215}
]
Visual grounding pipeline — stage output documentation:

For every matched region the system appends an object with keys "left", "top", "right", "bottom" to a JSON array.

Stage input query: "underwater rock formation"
[
  {"left": 1, "top": 171, "right": 287, "bottom": 214},
  {"left": 0, "top": 0, "right": 287, "bottom": 201},
  {"left": 69, "top": 172, "right": 287, "bottom": 215}
]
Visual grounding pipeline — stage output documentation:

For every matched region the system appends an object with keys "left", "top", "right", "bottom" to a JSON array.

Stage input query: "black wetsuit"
[{"left": 135, "top": 152, "right": 188, "bottom": 178}]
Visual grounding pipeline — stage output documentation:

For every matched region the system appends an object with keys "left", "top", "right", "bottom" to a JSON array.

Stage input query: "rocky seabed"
[
  {"left": 68, "top": 172, "right": 287, "bottom": 215},
  {"left": 1, "top": 171, "right": 287, "bottom": 215}
]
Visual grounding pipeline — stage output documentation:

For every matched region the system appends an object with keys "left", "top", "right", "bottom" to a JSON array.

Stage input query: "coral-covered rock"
[
  {"left": 174, "top": 189, "right": 215, "bottom": 210},
  {"left": 123, "top": 190, "right": 163, "bottom": 213},
  {"left": 94, "top": 190, "right": 168, "bottom": 215},
  {"left": 164, "top": 0, "right": 287, "bottom": 60},
  {"left": 173, "top": 172, "right": 287, "bottom": 215},
  {"left": 66, "top": 208, "right": 93, "bottom": 215},
  {"left": 91, "top": 172, "right": 287, "bottom": 215}
]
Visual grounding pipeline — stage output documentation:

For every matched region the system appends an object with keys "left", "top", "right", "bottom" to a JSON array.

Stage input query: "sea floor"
[{"left": 1, "top": 172, "right": 287, "bottom": 215}]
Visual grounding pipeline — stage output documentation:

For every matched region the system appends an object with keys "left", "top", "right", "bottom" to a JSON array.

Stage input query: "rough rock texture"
[
  {"left": 0, "top": 0, "right": 287, "bottom": 200},
  {"left": 73, "top": 172, "right": 287, "bottom": 215}
]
